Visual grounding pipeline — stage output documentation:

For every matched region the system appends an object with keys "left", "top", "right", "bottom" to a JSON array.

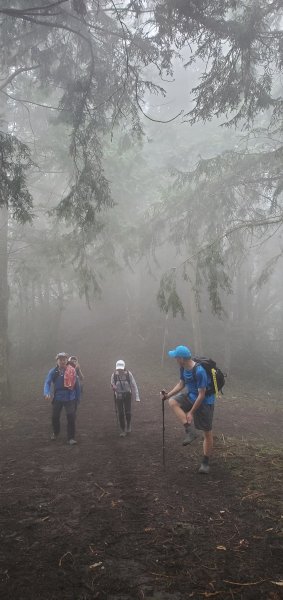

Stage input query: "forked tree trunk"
[{"left": 0, "top": 206, "right": 10, "bottom": 404}]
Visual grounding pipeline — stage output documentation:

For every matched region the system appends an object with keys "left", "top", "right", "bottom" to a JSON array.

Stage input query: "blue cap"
[{"left": 168, "top": 345, "right": 192, "bottom": 359}]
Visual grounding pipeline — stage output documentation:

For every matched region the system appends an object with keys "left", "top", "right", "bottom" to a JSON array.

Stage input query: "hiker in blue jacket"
[
  {"left": 161, "top": 345, "right": 216, "bottom": 474},
  {"left": 44, "top": 352, "right": 81, "bottom": 446}
]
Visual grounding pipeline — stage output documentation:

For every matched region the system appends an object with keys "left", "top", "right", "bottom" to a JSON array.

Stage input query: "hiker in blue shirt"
[
  {"left": 161, "top": 345, "right": 216, "bottom": 474},
  {"left": 44, "top": 352, "right": 81, "bottom": 446}
]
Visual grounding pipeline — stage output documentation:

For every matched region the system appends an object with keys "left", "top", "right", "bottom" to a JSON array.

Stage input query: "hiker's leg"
[
  {"left": 169, "top": 394, "right": 198, "bottom": 445},
  {"left": 168, "top": 393, "right": 192, "bottom": 425},
  {"left": 193, "top": 404, "right": 214, "bottom": 457},
  {"left": 52, "top": 401, "right": 63, "bottom": 436},
  {"left": 194, "top": 404, "right": 214, "bottom": 472},
  {"left": 124, "top": 393, "right": 132, "bottom": 428},
  {"left": 203, "top": 430, "right": 213, "bottom": 457},
  {"left": 116, "top": 397, "right": 125, "bottom": 431},
  {"left": 65, "top": 400, "right": 76, "bottom": 441}
]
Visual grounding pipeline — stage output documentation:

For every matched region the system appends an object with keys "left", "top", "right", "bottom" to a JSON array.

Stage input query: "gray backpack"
[{"left": 114, "top": 371, "right": 131, "bottom": 399}]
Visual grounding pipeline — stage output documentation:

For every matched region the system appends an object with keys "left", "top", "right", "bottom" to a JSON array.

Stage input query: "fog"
[
  {"left": 5, "top": 70, "right": 283, "bottom": 386},
  {"left": 0, "top": 2, "right": 282, "bottom": 390},
  {"left": 8, "top": 222, "right": 283, "bottom": 386}
]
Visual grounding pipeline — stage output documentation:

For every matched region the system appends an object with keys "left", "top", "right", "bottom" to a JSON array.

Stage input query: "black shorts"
[{"left": 174, "top": 393, "right": 214, "bottom": 432}]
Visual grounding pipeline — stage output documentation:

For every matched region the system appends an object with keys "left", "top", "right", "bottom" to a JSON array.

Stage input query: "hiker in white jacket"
[{"left": 111, "top": 360, "right": 140, "bottom": 437}]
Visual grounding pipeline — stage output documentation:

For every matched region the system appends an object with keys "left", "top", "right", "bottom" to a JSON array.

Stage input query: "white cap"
[{"left": 116, "top": 360, "right": 125, "bottom": 370}]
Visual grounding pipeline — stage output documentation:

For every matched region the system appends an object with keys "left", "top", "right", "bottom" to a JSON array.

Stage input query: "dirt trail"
[{"left": 0, "top": 366, "right": 282, "bottom": 600}]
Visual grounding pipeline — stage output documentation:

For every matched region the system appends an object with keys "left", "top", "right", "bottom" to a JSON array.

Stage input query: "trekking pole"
[
  {"left": 113, "top": 392, "right": 119, "bottom": 430},
  {"left": 161, "top": 389, "right": 167, "bottom": 468}
]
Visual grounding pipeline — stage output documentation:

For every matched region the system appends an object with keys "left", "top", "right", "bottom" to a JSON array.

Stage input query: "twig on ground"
[
  {"left": 59, "top": 551, "right": 74, "bottom": 567},
  {"left": 223, "top": 579, "right": 267, "bottom": 586},
  {"left": 94, "top": 482, "right": 109, "bottom": 499}
]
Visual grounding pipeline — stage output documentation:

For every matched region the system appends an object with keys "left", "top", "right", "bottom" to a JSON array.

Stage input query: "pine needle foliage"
[
  {"left": 0, "top": 0, "right": 282, "bottom": 310},
  {"left": 0, "top": 132, "right": 33, "bottom": 223}
]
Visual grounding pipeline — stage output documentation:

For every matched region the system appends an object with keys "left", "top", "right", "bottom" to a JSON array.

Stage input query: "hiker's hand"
[
  {"left": 112, "top": 384, "right": 117, "bottom": 391},
  {"left": 186, "top": 411, "right": 193, "bottom": 425},
  {"left": 160, "top": 389, "right": 167, "bottom": 400},
  {"left": 44, "top": 394, "right": 51, "bottom": 401}
]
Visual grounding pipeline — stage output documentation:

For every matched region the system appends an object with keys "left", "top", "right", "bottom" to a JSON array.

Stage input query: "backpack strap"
[
  {"left": 192, "top": 363, "right": 214, "bottom": 396},
  {"left": 211, "top": 368, "right": 219, "bottom": 395},
  {"left": 51, "top": 367, "right": 60, "bottom": 383},
  {"left": 192, "top": 363, "right": 200, "bottom": 384}
]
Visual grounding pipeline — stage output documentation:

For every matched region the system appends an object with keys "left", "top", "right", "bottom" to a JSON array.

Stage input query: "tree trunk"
[
  {"left": 187, "top": 265, "right": 203, "bottom": 354},
  {"left": 0, "top": 207, "right": 10, "bottom": 404},
  {"left": 223, "top": 286, "right": 233, "bottom": 374},
  {"left": 161, "top": 313, "right": 169, "bottom": 367}
]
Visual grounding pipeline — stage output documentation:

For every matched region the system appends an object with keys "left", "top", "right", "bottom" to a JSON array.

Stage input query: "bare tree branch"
[
  {"left": 134, "top": 78, "right": 183, "bottom": 124},
  {"left": 175, "top": 215, "right": 283, "bottom": 271},
  {"left": 0, "top": 1, "right": 68, "bottom": 17},
  {"left": 0, "top": 65, "right": 39, "bottom": 92},
  {"left": 1, "top": 90, "right": 67, "bottom": 112}
]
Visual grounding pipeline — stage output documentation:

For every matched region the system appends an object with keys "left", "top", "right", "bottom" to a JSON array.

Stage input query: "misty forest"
[{"left": 0, "top": 1, "right": 282, "bottom": 599}]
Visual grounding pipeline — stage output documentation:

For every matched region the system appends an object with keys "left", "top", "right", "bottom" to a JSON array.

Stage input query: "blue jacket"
[{"left": 44, "top": 367, "right": 81, "bottom": 402}]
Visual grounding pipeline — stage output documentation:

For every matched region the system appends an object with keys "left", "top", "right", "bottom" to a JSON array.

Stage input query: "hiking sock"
[
  {"left": 202, "top": 455, "right": 209, "bottom": 466},
  {"left": 184, "top": 423, "right": 190, "bottom": 433}
]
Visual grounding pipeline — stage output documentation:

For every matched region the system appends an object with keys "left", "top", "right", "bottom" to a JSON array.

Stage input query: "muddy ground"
[{"left": 0, "top": 361, "right": 282, "bottom": 600}]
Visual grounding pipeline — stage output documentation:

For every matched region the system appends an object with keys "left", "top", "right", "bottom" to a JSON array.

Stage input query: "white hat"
[{"left": 116, "top": 360, "right": 125, "bottom": 370}]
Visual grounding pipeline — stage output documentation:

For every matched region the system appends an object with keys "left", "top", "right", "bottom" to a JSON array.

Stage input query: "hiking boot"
[
  {"left": 119, "top": 431, "right": 126, "bottom": 438},
  {"left": 50, "top": 433, "right": 57, "bottom": 441},
  {"left": 126, "top": 425, "right": 131, "bottom": 433},
  {"left": 68, "top": 439, "right": 77, "bottom": 446},
  {"left": 198, "top": 463, "right": 210, "bottom": 474},
  {"left": 182, "top": 429, "right": 198, "bottom": 446}
]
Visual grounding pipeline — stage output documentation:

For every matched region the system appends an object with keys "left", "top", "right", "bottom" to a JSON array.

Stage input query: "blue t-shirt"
[{"left": 180, "top": 365, "right": 215, "bottom": 405}]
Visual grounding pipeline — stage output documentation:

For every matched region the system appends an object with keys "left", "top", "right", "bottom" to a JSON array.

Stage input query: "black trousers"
[
  {"left": 52, "top": 399, "right": 76, "bottom": 440},
  {"left": 115, "top": 393, "right": 132, "bottom": 431}
]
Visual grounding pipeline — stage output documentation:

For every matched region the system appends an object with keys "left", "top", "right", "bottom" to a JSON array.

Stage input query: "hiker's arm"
[
  {"left": 163, "top": 380, "right": 185, "bottom": 399},
  {"left": 129, "top": 372, "right": 140, "bottom": 401},
  {"left": 186, "top": 367, "right": 207, "bottom": 423},
  {"left": 110, "top": 373, "right": 116, "bottom": 390},
  {"left": 75, "top": 377, "right": 81, "bottom": 402},
  {"left": 78, "top": 367, "right": 84, "bottom": 381},
  {"left": 43, "top": 369, "right": 54, "bottom": 400}
]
